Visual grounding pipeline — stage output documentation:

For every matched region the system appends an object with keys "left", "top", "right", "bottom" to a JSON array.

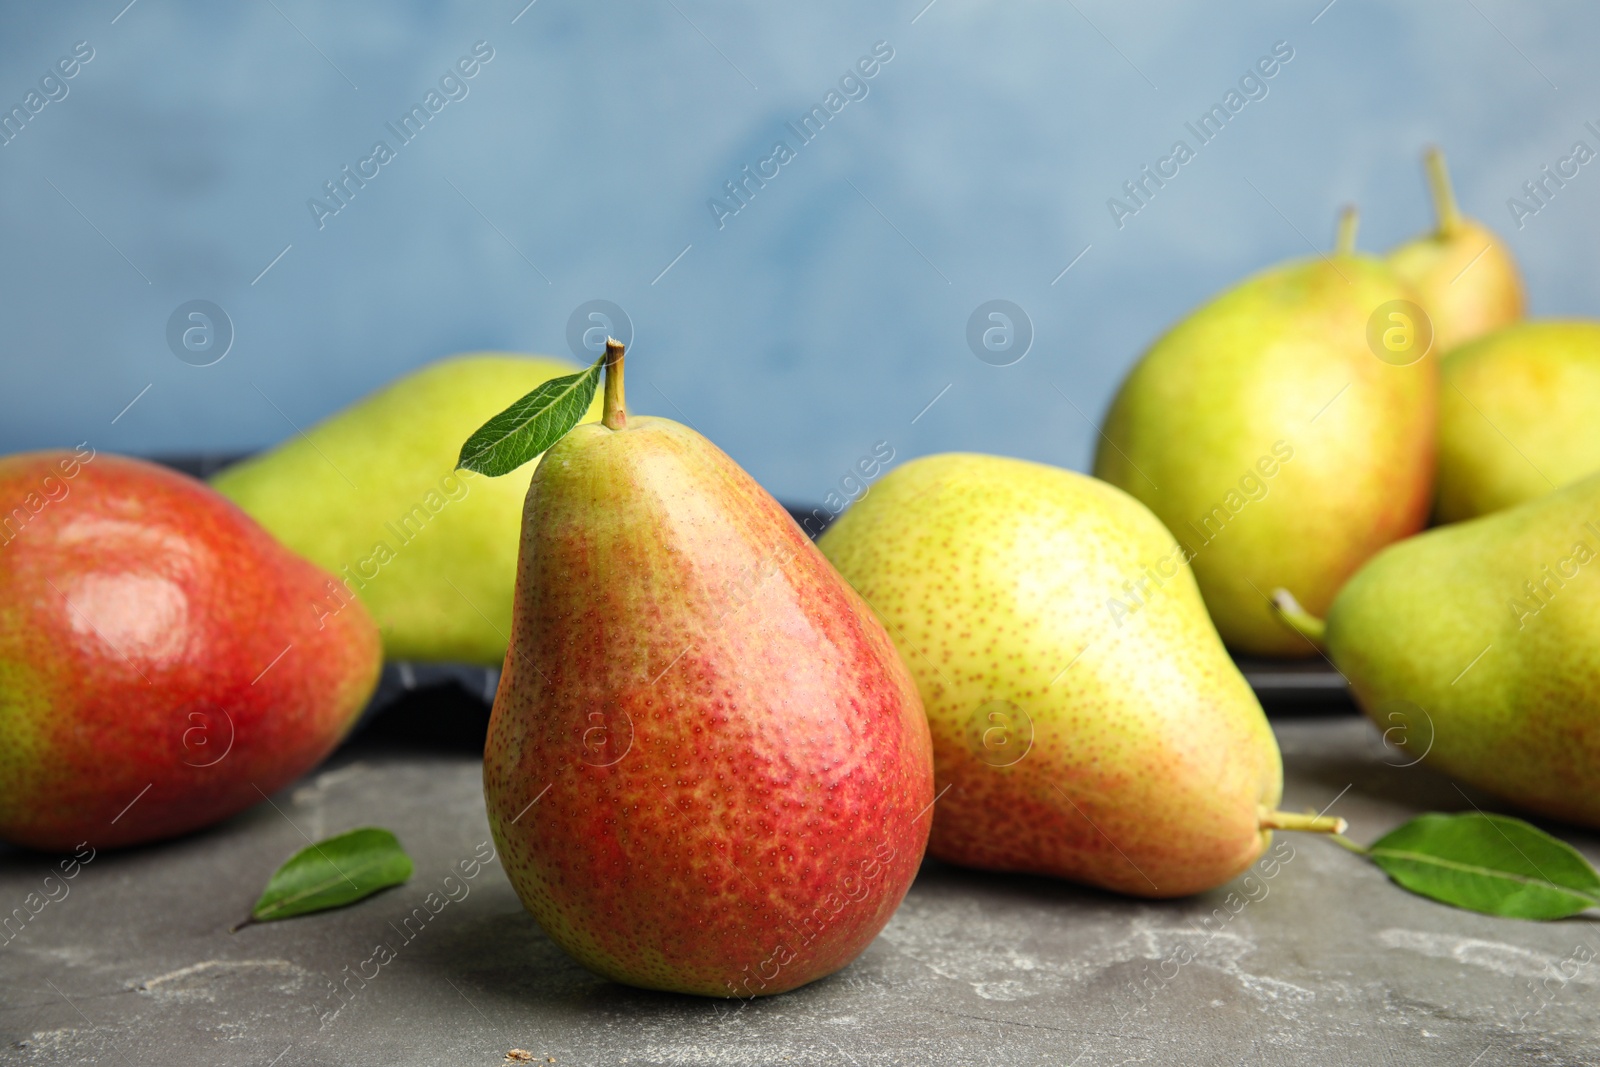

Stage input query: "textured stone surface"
[{"left": 2, "top": 710, "right": 1597, "bottom": 1066}]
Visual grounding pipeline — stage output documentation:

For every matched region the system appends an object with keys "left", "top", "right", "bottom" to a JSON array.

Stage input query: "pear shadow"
[
  {"left": 400, "top": 891, "right": 882, "bottom": 1031},
  {"left": 1233, "top": 653, "right": 1357, "bottom": 716},
  {"left": 1281, "top": 717, "right": 1600, "bottom": 850},
  {"left": 393, "top": 855, "right": 1084, "bottom": 1029},
  {"left": 343, "top": 680, "right": 493, "bottom": 756},
  {"left": 1286, "top": 737, "right": 1495, "bottom": 813},
  {"left": 0, "top": 776, "right": 316, "bottom": 871},
  {"left": 903, "top": 855, "right": 1256, "bottom": 920}
]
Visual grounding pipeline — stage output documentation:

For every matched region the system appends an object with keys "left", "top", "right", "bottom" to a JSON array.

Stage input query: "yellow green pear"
[
  {"left": 1273, "top": 472, "right": 1600, "bottom": 829},
  {"left": 213, "top": 353, "right": 599, "bottom": 664},
  {"left": 1094, "top": 209, "right": 1437, "bottom": 656},
  {"left": 819, "top": 453, "right": 1341, "bottom": 898},
  {"left": 1387, "top": 147, "right": 1524, "bottom": 354},
  {"left": 1435, "top": 322, "right": 1600, "bottom": 523}
]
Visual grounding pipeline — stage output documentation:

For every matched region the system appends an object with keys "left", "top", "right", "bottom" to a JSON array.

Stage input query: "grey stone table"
[{"left": 3, "top": 707, "right": 1597, "bottom": 1067}]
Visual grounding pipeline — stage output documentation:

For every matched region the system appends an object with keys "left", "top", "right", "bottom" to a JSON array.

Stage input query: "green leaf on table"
[
  {"left": 456, "top": 355, "right": 604, "bottom": 477},
  {"left": 1368, "top": 812, "right": 1600, "bottom": 920},
  {"left": 250, "top": 827, "right": 413, "bottom": 923}
]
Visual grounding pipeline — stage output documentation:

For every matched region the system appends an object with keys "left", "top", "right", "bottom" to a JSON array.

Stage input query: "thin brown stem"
[{"left": 602, "top": 338, "right": 627, "bottom": 430}]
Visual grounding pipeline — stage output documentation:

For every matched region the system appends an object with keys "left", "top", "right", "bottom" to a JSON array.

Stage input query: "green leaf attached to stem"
[
  {"left": 456, "top": 351, "right": 607, "bottom": 477},
  {"left": 242, "top": 827, "right": 413, "bottom": 928},
  {"left": 1367, "top": 812, "right": 1600, "bottom": 920}
]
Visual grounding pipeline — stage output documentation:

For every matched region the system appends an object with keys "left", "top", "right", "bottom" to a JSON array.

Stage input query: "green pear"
[
  {"left": 1273, "top": 472, "right": 1600, "bottom": 829},
  {"left": 214, "top": 353, "right": 599, "bottom": 665},
  {"left": 1435, "top": 322, "right": 1600, "bottom": 523},
  {"left": 484, "top": 343, "right": 933, "bottom": 997},
  {"left": 819, "top": 453, "right": 1341, "bottom": 898},
  {"left": 1095, "top": 209, "right": 1437, "bottom": 656},
  {"left": 1387, "top": 147, "right": 1525, "bottom": 354}
]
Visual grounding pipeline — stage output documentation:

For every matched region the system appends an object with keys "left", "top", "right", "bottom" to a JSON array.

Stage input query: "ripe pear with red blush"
[
  {"left": 819, "top": 453, "right": 1343, "bottom": 898},
  {"left": 0, "top": 451, "right": 381, "bottom": 851},
  {"left": 475, "top": 342, "right": 933, "bottom": 998}
]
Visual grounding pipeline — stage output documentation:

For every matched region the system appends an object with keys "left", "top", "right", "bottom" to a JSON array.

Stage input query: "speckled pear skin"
[
  {"left": 1435, "top": 322, "right": 1600, "bottom": 522},
  {"left": 1323, "top": 473, "right": 1600, "bottom": 827},
  {"left": 1389, "top": 217, "right": 1524, "bottom": 355},
  {"left": 0, "top": 453, "right": 381, "bottom": 851},
  {"left": 214, "top": 353, "right": 600, "bottom": 666},
  {"left": 818, "top": 453, "right": 1283, "bottom": 898},
  {"left": 484, "top": 415, "right": 933, "bottom": 998},
  {"left": 1094, "top": 253, "right": 1436, "bottom": 656}
]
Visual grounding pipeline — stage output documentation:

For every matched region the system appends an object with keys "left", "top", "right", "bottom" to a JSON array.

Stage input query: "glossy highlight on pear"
[{"left": 0, "top": 452, "right": 382, "bottom": 851}]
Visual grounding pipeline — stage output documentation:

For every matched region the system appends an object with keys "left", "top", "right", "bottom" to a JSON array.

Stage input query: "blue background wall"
[{"left": 2, "top": 1, "right": 1596, "bottom": 501}]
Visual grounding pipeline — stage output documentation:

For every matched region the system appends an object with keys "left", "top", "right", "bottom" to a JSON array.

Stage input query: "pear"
[
  {"left": 1273, "top": 472, "right": 1600, "bottom": 829},
  {"left": 818, "top": 453, "right": 1341, "bottom": 898},
  {"left": 1388, "top": 146, "right": 1525, "bottom": 354},
  {"left": 483, "top": 343, "right": 933, "bottom": 997},
  {"left": 1094, "top": 209, "right": 1437, "bottom": 656},
  {"left": 1435, "top": 322, "right": 1600, "bottom": 522},
  {"left": 214, "top": 353, "right": 599, "bottom": 665},
  {"left": 0, "top": 451, "right": 380, "bottom": 850}
]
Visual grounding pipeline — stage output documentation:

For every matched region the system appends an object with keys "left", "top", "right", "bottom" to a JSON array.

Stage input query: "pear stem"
[
  {"left": 1423, "top": 145, "right": 1463, "bottom": 237},
  {"left": 1326, "top": 832, "right": 1370, "bottom": 855},
  {"left": 1334, "top": 205, "right": 1359, "bottom": 256},
  {"left": 1270, "top": 588, "right": 1327, "bottom": 647},
  {"left": 602, "top": 337, "right": 627, "bottom": 431},
  {"left": 1260, "top": 809, "right": 1348, "bottom": 835}
]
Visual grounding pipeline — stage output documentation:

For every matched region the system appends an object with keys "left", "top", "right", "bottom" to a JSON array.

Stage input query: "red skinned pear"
[
  {"left": 480, "top": 343, "right": 933, "bottom": 998},
  {"left": 0, "top": 451, "right": 381, "bottom": 851}
]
